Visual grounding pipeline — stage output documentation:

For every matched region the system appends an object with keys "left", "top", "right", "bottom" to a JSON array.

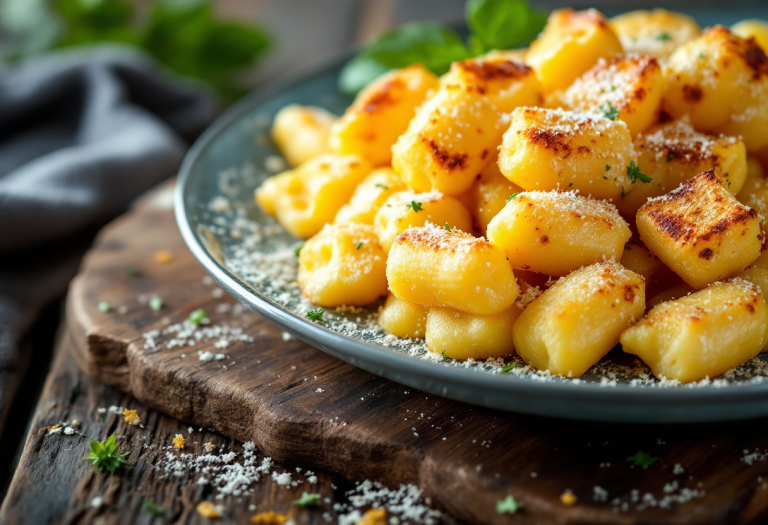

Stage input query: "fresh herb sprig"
[
  {"left": 306, "top": 309, "right": 325, "bottom": 322},
  {"left": 293, "top": 492, "right": 321, "bottom": 507},
  {"left": 496, "top": 494, "right": 524, "bottom": 514},
  {"left": 84, "top": 435, "right": 130, "bottom": 474},
  {"left": 627, "top": 160, "right": 652, "bottom": 183},
  {"left": 339, "top": 0, "right": 548, "bottom": 94},
  {"left": 627, "top": 451, "right": 658, "bottom": 469}
]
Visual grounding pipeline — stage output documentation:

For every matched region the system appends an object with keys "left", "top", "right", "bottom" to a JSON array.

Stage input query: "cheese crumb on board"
[
  {"left": 172, "top": 434, "right": 186, "bottom": 450},
  {"left": 196, "top": 501, "right": 222, "bottom": 519}
]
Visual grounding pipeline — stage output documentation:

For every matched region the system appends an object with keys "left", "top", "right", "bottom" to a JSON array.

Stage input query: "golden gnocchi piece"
[
  {"left": 255, "top": 154, "right": 371, "bottom": 238},
  {"left": 731, "top": 19, "right": 768, "bottom": 54},
  {"left": 387, "top": 226, "right": 519, "bottom": 315},
  {"left": 334, "top": 168, "right": 406, "bottom": 225},
  {"left": 440, "top": 56, "right": 542, "bottom": 112},
  {"left": 391, "top": 84, "right": 503, "bottom": 195},
  {"left": 373, "top": 190, "right": 473, "bottom": 253},
  {"left": 271, "top": 105, "right": 336, "bottom": 167},
  {"left": 297, "top": 223, "right": 387, "bottom": 306},
  {"left": 620, "top": 241, "right": 680, "bottom": 299},
  {"left": 616, "top": 117, "right": 748, "bottom": 218},
  {"left": 330, "top": 65, "right": 439, "bottom": 166},
  {"left": 497, "top": 107, "right": 636, "bottom": 202},
  {"left": 486, "top": 190, "right": 631, "bottom": 277},
  {"left": 663, "top": 26, "right": 768, "bottom": 152},
  {"left": 513, "top": 262, "right": 645, "bottom": 378},
  {"left": 378, "top": 294, "right": 428, "bottom": 339},
  {"left": 560, "top": 55, "right": 664, "bottom": 137},
  {"left": 637, "top": 170, "right": 764, "bottom": 289},
  {"left": 526, "top": 8, "right": 623, "bottom": 93},
  {"left": 737, "top": 157, "right": 768, "bottom": 216},
  {"left": 620, "top": 279, "right": 768, "bottom": 382},
  {"left": 465, "top": 161, "right": 523, "bottom": 235},
  {"left": 425, "top": 306, "right": 521, "bottom": 360},
  {"left": 610, "top": 9, "right": 701, "bottom": 59}
]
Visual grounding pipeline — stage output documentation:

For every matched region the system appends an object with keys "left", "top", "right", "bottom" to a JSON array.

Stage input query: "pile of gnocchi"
[{"left": 256, "top": 8, "right": 768, "bottom": 383}]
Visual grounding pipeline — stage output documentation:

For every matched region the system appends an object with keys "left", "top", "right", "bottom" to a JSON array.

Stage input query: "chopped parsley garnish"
[
  {"left": 356, "top": 242, "right": 364, "bottom": 250},
  {"left": 568, "top": 182, "right": 573, "bottom": 187},
  {"left": 656, "top": 32, "right": 672, "bottom": 41},
  {"left": 295, "top": 245, "right": 302, "bottom": 257},
  {"left": 188, "top": 309, "right": 209, "bottom": 326},
  {"left": 149, "top": 295, "right": 163, "bottom": 311},
  {"left": 627, "top": 451, "right": 658, "bottom": 469},
  {"left": 601, "top": 102, "right": 620, "bottom": 120},
  {"left": 605, "top": 165, "right": 611, "bottom": 171},
  {"left": 496, "top": 495, "right": 524, "bottom": 514},
  {"left": 610, "top": 85, "right": 616, "bottom": 91},
  {"left": 667, "top": 153, "right": 674, "bottom": 163},
  {"left": 375, "top": 183, "right": 390, "bottom": 190},
  {"left": 143, "top": 500, "right": 165, "bottom": 516},
  {"left": 306, "top": 309, "right": 324, "bottom": 322},
  {"left": 406, "top": 201, "right": 423, "bottom": 212},
  {"left": 441, "top": 349, "right": 447, "bottom": 355},
  {"left": 506, "top": 192, "right": 520, "bottom": 202},
  {"left": 627, "top": 160, "right": 652, "bottom": 183},
  {"left": 124, "top": 266, "right": 141, "bottom": 277},
  {"left": 444, "top": 223, "right": 451, "bottom": 231},
  {"left": 84, "top": 435, "right": 130, "bottom": 474},
  {"left": 98, "top": 301, "right": 111, "bottom": 313},
  {"left": 500, "top": 363, "right": 516, "bottom": 374},
  {"left": 698, "top": 52, "right": 707, "bottom": 59},
  {"left": 293, "top": 492, "right": 321, "bottom": 507}
]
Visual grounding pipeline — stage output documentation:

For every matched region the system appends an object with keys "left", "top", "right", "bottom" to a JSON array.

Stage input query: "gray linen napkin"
[{"left": 0, "top": 45, "right": 218, "bottom": 432}]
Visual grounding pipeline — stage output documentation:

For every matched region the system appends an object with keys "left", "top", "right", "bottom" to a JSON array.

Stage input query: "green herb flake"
[
  {"left": 667, "top": 153, "right": 674, "bottom": 162},
  {"left": 98, "top": 301, "right": 111, "bottom": 313},
  {"left": 698, "top": 52, "right": 707, "bottom": 60},
  {"left": 149, "top": 295, "right": 163, "bottom": 312},
  {"left": 496, "top": 495, "right": 524, "bottom": 514},
  {"left": 605, "top": 165, "right": 611, "bottom": 171},
  {"left": 568, "top": 182, "right": 573, "bottom": 187},
  {"left": 656, "top": 32, "right": 672, "bottom": 41},
  {"left": 295, "top": 245, "right": 302, "bottom": 257},
  {"left": 627, "top": 451, "right": 658, "bottom": 470},
  {"left": 506, "top": 192, "right": 520, "bottom": 202},
  {"left": 188, "top": 309, "right": 209, "bottom": 326},
  {"left": 124, "top": 266, "right": 141, "bottom": 277},
  {"left": 601, "top": 102, "right": 620, "bottom": 121},
  {"left": 84, "top": 435, "right": 130, "bottom": 474},
  {"left": 143, "top": 500, "right": 164, "bottom": 516},
  {"left": 306, "top": 309, "right": 324, "bottom": 322},
  {"left": 375, "top": 183, "right": 390, "bottom": 190},
  {"left": 407, "top": 201, "right": 423, "bottom": 212},
  {"left": 444, "top": 223, "right": 451, "bottom": 231},
  {"left": 356, "top": 242, "right": 364, "bottom": 250},
  {"left": 293, "top": 492, "right": 321, "bottom": 507},
  {"left": 500, "top": 363, "right": 516, "bottom": 374},
  {"left": 627, "top": 160, "right": 652, "bottom": 183}
]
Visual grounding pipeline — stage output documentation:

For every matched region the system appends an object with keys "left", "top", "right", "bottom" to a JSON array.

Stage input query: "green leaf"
[
  {"left": 292, "top": 492, "right": 321, "bottom": 507},
  {"left": 601, "top": 102, "right": 620, "bottom": 121},
  {"left": 84, "top": 435, "right": 130, "bottom": 474},
  {"left": 55, "top": 0, "right": 133, "bottom": 31},
  {"left": 149, "top": 295, "right": 163, "bottom": 312},
  {"left": 143, "top": 500, "right": 165, "bottom": 516},
  {"left": 339, "top": 23, "right": 469, "bottom": 95},
  {"left": 466, "top": 0, "right": 547, "bottom": 53},
  {"left": 627, "top": 160, "right": 652, "bottom": 183},
  {"left": 627, "top": 451, "right": 658, "bottom": 469},
  {"left": 496, "top": 494, "right": 524, "bottom": 514},
  {"left": 406, "top": 201, "right": 423, "bottom": 213},
  {"left": 200, "top": 21, "right": 270, "bottom": 70},
  {"left": 500, "top": 363, "right": 516, "bottom": 374},
  {"left": 306, "top": 309, "right": 324, "bottom": 322},
  {"left": 188, "top": 309, "right": 208, "bottom": 326}
]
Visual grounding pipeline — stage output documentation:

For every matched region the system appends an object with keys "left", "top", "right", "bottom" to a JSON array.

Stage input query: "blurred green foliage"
[{"left": 1, "top": 0, "right": 271, "bottom": 102}]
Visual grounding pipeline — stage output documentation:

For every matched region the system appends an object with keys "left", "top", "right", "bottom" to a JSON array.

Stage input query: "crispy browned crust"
[
  {"left": 393, "top": 226, "right": 490, "bottom": 253},
  {"left": 454, "top": 59, "right": 532, "bottom": 82},
  {"left": 707, "top": 25, "right": 768, "bottom": 80},
  {"left": 422, "top": 138, "right": 468, "bottom": 171},
  {"left": 640, "top": 169, "right": 761, "bottom": 247}
]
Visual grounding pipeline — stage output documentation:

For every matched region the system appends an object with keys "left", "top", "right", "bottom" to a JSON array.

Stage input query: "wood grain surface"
[{"left": 36, "top": 184, "right": 768, "bottom": 524}]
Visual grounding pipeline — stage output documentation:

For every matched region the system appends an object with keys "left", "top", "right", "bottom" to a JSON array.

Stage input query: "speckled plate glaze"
[{"left": 176, "top": 9, "right": 768, "bottom": 423}]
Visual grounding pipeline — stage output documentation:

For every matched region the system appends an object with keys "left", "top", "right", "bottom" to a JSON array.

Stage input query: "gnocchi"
[
  {"left": 426, "top": 306, "right": 521, "bottom": 360},
  {"left": 271, "top": 105, "right": 336, "bottom": 167}
]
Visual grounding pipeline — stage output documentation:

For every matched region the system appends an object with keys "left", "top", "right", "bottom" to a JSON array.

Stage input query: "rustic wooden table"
[{"left": 1, "top": 183, "right": 767, "bottom": 525}]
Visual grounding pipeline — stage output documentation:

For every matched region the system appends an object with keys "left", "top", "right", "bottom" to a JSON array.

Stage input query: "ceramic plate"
[{"left": 176, "top": 7, "right": 768, "bottom": 422}]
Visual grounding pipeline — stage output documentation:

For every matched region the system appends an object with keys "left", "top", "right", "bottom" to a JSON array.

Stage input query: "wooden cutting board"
[{"left": 67, "top": 183, "right": 768, "bottom": 525}]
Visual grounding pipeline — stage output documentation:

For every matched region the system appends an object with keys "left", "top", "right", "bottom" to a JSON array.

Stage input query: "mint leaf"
[
  {"left": 339, "top": 23, "right": 469, "bottom": 95},
  {"left": 466, "top": 0, "right": 547, "bottom": 54}
]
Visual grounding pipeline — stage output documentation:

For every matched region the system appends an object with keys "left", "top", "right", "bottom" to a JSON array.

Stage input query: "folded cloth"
[{"left": 0, "top": 46, "right": 218, "bottom": 431}]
